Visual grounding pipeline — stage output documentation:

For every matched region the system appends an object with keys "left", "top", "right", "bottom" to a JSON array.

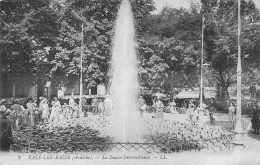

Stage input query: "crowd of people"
[
  {"left": 138, "top": 96, "right": 211, "bottom": 121},
  {"left": 0, "top": 95, "right": 114, "bottom": 152},
  {"left": 138, "top": 96, "right": 167, "bottom": 118},
  {"left": 0, "top": 96, "right": 113, "bottom": 129},
  {"left": 138, "top": 95, "right": 260, "bottom": 133},
  {"left": 249, "top": 83, "right": 260, "bottom": 100}
]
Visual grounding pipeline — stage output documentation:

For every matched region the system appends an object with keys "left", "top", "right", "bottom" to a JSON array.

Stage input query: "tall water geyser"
[{"left": 109, "top": 0, "right": 143, "bottom": 142}]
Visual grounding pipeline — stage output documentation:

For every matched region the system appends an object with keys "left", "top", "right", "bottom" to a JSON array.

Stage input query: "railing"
[
  {"left": 11, "top": 141, "right": 234, "bottom": 154},
  {"left": 11, "top": 142, "right": 160, "bottom": 153},
  {"left": 209, "top": 117, "right": 251, "bottom": 133},
  {"left": 207, "top": 115, "right": 251, "bottom": 147}
]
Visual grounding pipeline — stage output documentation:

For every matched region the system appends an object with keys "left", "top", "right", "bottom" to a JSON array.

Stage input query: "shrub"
[
  {"left": 211, "top": 99, "right": 254, "bottom": 115},
  {"left": 177, "top": 108, "right": 187, "bottom": 114},
  {"left": 144, "top": 120, "right": 233, "bottom": 153},
  {"left": 163, "top": 106, "right": 171, "bottom": 113}
]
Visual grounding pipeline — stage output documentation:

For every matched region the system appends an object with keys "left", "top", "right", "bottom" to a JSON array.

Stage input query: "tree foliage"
[
  {"left": 138, "top": 7, "right": 202, "bottom": 96},
  {"left": 202, "top": 0, "right": 260, "bottom": 98},
  {"left": 1, "top": 0, "right": 260, "bottom": 98},
  {"left": 0, "top": 0, "right": 155, "bottom": 90},
  {"left": 0, "top": 0, "right": 59, "bottom": 85}
]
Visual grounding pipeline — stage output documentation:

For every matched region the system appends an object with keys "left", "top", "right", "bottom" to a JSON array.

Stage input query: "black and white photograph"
[{"left": 0, "top": 0, "right": 260, "bottom": 164}]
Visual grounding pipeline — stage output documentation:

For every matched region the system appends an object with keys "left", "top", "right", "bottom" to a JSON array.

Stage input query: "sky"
[{"left": 153, "top": 0, "right": 260, "bottom": 14}]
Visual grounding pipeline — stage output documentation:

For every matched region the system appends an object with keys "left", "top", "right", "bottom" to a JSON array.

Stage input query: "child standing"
[{"left": 228, "top": 102, "right": 236, "bottom": 129}]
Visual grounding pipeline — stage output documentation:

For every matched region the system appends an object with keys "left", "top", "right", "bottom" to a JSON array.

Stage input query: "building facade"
[{"left": 0, "top": 77, "right": 107, "bottom": 99}]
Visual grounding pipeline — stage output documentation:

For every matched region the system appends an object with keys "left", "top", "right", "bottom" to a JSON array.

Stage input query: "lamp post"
[
  {"left": 233, "top": 0, "right": 244, "bottom": 146},
  {"left": 199, "top": 15, "right": 211, "bottom": 109},
  {"left": 200, "top": 15, "right": 205, "bottom": 109},
  {"left": 79, "top": 23, "right": 84, "bottom": 108}
]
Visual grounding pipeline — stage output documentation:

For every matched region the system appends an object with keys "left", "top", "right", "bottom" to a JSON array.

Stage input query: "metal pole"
[
  {"left": 234, "top": 0, "right": 243, "bottom": 145},
  {"left": 80, "top": 23, "right": 83, "bottom": 107},
  {"left": 200, "top": 15, "right": 205, "bottom": 109}
]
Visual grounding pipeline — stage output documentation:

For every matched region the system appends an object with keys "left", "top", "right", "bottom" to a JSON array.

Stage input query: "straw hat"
[
  {"left": 0, "top": 105, "right": 6, "bottom": 113},
  {"left": 0, "top": 99, "right": 6, "bottom": 104}
]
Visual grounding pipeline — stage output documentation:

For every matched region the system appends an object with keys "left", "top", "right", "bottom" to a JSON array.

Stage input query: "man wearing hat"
[
  {"left": 251, "top": 104, "right": 260, "bottom": 134},
  {"left": 11, "top": 100, "right": 20, "bottom": 111},
  {"left": 0, "top": 107, "right": 14, "bottom": 152}
]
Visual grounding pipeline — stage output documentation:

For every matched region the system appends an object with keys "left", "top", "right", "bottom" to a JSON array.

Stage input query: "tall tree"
[
  {"left": 201, "top": 0, "right": 260, "bottom": 99},
  {"left": 0, "top": 0, "right": 60, "bottom": 86},
  {"left": 0, "top": 0, "right": 156, "bottom": 91},
  {"left": 51, "top": 0, "right": 155, "bottom": 90},
  {"left": 138, "top": 7, "right": 202, "bottom": 96}
]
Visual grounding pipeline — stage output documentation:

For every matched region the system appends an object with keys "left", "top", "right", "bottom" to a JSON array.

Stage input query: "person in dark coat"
[
  {"left": 0, "top": 108, "right": 14, "bottom": 152},
  {"left": 251, "top": 105, "right": 260, "bottom": 134},
  {"left": 256, "top": 90, "right": 260, "bottom": 101},
  {"left": 249, "top": 84, "right": 257, "bottom": 99}
]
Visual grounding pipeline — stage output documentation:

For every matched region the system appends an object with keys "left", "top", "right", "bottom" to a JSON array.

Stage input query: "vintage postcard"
[{"left": 0, "top": 0, "right": 260, "bottom": 164}]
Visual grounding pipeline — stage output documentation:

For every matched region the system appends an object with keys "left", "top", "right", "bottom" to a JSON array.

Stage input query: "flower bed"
[
  {"left": 11, "top": 119, "right": 113, "bottom": 153},
  {"left": 11, "top": 116, "right": 234, "bottom": 153},
  {"left": 143, "top": 119, "right": 233, "bottom": 152}
]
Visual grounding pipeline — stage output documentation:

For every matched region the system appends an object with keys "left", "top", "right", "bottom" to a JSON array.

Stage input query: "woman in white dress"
[
  {"left": 57, "top": 84, "right": 66, "bottom": 100},
  {"left": 169, "top": 99, "right": 177, "bottom": 114},
  {"left": 187, "top": 104, "right": 195, "bottom": 120},
  {"left": 98, "top": 99, "right": 105, "bottom": 117},
  {"left": 50, "top": 97, "right": 61, "bottom": 122},
  {"left": 72, "top": 103, "right": 80, "bottom": 118},
  {"left": 41, "top": 99, "right": 49, "bottom": 122},
  {"left": 62, "top": 103, "right": 70, "bottom": 120},
  {"left": 155, "top": 97, "right": 164, "bottom": 118}
]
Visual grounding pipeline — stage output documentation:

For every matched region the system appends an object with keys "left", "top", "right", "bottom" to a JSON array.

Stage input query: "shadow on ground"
[{"left": 247, "top": 129, "right": 260, "bottom": 141}]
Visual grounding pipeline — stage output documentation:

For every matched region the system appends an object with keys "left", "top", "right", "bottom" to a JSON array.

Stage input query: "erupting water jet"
[{"left": 109, "top": 0, "right": 144, "bottom": 142}]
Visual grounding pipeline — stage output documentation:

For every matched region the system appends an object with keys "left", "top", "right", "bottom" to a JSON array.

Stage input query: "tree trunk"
[
  {"left": 218, "top": 69, "right": 230, "bottom": 99},
  {"left": 221, "top": 84, "right": 229, "bottom": 99},
  {"left": 169, "top": 74, "right": 175, "bottom": 99}
]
